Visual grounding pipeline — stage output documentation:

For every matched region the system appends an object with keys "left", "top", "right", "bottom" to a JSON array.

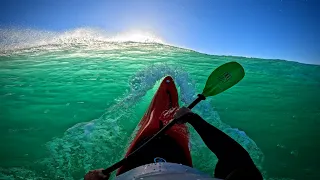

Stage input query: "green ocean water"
[{"left": 0, "top": 28, "right": 320, "bottom": 180}]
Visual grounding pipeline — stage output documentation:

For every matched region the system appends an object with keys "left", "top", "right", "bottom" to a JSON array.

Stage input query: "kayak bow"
[{"left": 117, "top": 76, "right": 192, "bottom": 175}]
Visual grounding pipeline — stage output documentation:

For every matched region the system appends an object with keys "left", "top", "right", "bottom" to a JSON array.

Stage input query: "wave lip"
[{"left": 0, "top": 28, "right": 166, "bottom": 53}]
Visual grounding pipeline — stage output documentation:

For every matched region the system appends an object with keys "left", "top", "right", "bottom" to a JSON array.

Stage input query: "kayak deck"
[{"left": 117, "top": 76, "right": 192, "bottom": 175}]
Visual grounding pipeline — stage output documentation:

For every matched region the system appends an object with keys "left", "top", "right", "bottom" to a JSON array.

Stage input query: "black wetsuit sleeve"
[{"left": 181, "top": 113, "right": 263, "bottom": 179}]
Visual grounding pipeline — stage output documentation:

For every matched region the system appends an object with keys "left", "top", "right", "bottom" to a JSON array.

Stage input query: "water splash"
[
  {"left": 114, "top": 63, "right": 264, "bottom": 172},
  {"left": 0, "top": 28, "right": 164, "bottom": 54}
]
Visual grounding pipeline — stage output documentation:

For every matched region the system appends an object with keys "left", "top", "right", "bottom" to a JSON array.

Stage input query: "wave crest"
[{"left": 0, "top": 27, "right": 165, "bottom": 53}]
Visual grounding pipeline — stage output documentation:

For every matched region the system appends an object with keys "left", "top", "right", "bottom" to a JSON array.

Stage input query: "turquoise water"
[{"left": 0, "top": 28, "right": 319, "bottom": 180}]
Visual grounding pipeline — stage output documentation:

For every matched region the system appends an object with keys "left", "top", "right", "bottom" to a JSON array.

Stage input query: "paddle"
[{"left": 102, "top": 61, "right": 245, "bottom": 175}]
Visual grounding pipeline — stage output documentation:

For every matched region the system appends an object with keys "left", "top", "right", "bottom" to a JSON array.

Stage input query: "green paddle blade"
[{"left": 202, "top": 62, "right": 245, "bottom": 97}]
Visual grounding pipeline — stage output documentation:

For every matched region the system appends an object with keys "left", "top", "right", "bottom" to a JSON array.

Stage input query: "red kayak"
[{"left": 117, "top": 76, "right": 192, "bottom": 175}]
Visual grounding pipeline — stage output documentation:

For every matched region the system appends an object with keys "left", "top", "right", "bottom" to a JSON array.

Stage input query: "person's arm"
[
  {"left": 183, "top": 113, "right": 252, "bottom": 164},
  {"left": 175, "top": 108, "right": 262, "bottom": 179}
]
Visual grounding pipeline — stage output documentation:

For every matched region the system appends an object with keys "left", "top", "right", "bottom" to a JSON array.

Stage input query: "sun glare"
[{"left": 111, "top": 30, "right": 164, "bottom": 44}]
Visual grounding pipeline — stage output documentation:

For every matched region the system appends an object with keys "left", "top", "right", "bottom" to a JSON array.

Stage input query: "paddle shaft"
[
  {"left": 102, "top": 94, "right": 206, "bottom": 175},
  {"left": 187, "top": 94, "right": 206, "bottom": 109}
]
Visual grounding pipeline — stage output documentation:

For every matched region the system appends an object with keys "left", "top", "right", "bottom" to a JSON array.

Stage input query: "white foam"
[{"left": 0, "top": 27, "right": 165, "bottom": 53}]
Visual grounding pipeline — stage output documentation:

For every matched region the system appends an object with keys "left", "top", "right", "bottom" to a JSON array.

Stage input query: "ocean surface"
[{"left": 0, "top": 28, "right": 319, "bottom": 180}]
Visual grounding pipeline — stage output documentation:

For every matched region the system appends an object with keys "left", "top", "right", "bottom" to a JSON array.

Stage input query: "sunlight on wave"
[{"left": 0, "top": 28, "right": 165, "bottom": 53}]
